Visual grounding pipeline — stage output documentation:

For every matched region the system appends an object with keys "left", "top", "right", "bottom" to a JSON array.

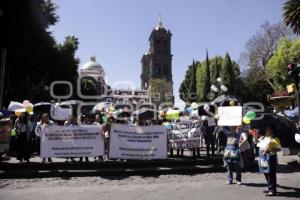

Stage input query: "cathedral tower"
[{"left": 141, "top": 16, "right": 173, "bottom": 91}]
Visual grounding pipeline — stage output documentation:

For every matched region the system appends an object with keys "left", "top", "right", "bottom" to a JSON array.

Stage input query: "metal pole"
[{"left": 0, "top": 49, "right": 7, "bottom": 108}]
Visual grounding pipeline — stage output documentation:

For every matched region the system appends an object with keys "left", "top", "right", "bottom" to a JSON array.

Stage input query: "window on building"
[
  {"left": 156, "top": 47, "right": 160, "bottom": 54},
  {"left": 154, "top": 65, "right": 160, "bottom": 75}
]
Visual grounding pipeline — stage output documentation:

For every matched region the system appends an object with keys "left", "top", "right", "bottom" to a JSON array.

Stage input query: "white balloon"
[
  {"left": 204, "top": 104, "right": 210, "bottom": 112},
  {"left": 191, "top": 102, "right": 198, "bottom": 109},
  {"left": 221, "top": 85, "right": 228, "bottom": 92},
  {"left": 217, "top": 77, "right": 222, "bottom": 83},
  {"left": 295, "top": 133, "right": 300, "bottom": 144}
]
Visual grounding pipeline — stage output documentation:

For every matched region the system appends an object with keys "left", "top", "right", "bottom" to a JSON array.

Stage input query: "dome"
[{"left": 80, "top": 56, "right": 105, "bottom": 76}]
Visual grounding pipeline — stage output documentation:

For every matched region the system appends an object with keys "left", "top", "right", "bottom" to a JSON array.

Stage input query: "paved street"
[{"left": 0, "top": 164, "right": 299, "bottom": 200}]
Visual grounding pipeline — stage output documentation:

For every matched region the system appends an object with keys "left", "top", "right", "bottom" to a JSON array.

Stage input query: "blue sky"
[{"left": 50, "top": 0, "right": 286, "bottom": 108}]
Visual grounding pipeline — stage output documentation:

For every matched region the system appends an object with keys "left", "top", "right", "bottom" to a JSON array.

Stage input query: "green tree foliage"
[
  {"left": 267, "top": 38, "right": 300, "bottom": 90},
  {"left": 0, "top": 0, "right": 79, "bottom": 105},
  {"left": 203, "top": 50, "right": 211, "bottom": 101},
  {"left": 221, "top": 52, "right": 234, "bottom": 93},
  {"left": 188, "top": 60, "right": 197, "bottom": 102},
  {"left": 243, "top": 68, "right": 273, "bottom": 105},
  {"left": 283, "top": 0, "right": 300, "bottom": 35},
  {"left": 179, "top": 65, "right": 192, "bottom": 102},
  {"left": 180, "top": 53, "right": 242, "bottom": 104},
  {"left": 196, "top": 62, "right": 205, "bottom": 101},
  {"left": 148, "top": 78, "right": 173, "bottom": 106}
]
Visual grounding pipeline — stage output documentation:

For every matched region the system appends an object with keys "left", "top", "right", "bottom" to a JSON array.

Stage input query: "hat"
[{"left": 243, "top": 111, "right": 256, "bottom": 124}]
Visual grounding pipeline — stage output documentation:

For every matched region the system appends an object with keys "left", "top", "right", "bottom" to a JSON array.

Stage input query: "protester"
[
  {"left": 35, "top": 113, "right": 54, "bottom": 163},
  {"left": 203, "top": 116, "right": 217, "bottom": 158},
  {"left": 101, "top": 115, "right": 115, "bottom": 160},
  {"left": 94, "top": 114, "right": 104, "bottom": 162},
  {"left": 256, "top": 124, "right": 281, "bottom": 196},
  {"left": 223, "top": 126, "right": 243, "bottom": 185},
  {"left": 191, "top": 116, "right": 201, "bottom": 158},
  {"left": 78, "top": 114, "right": 89, "bottom": 162},
  {"left": 64, "top": 114, "right": 78, "bottom": 162},
  {"left": 14, "top": 112, "right": 32, "bottom": 163},
  {"left": 239, "top": 125, "right": 251, "bottom": 170},
  {"left": 8, "top": 115, "right": 16, "bottom": 156}
]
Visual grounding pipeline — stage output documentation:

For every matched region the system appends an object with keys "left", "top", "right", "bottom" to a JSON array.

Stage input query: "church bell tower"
[{"left": 141, "top": 16, "right": 173, "bottom": 91}]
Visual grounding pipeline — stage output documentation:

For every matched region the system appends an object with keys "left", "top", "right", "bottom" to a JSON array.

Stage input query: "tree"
[
  {"left": 283, "top": 0, "right": 300, "bottom": 35},
  {"left": 203, "top": 49, "right": 211, "bottom": 101},
  {"left": 221, "top": 52, "right": 234, "bottom": 94},
  {"left": 179, "top": 64, "right": 192, "bottom": 102},
  {"left": 148, "top": 78, "right": 173, "bottom": 107},
  {"left": 0, "top": 0, "right": 80, "bottom": 105},
  {"left": 240, "top": 21, "right": 295, "bottom": 91},
  {"left": 196, "top": 62, "right": 205, "bottom": 101},
  {"left": 267, "top": 38, "right": 300, "bottom": 90},
  {"left": 188, "top": 60, "right": 197, "bottom": 103}
]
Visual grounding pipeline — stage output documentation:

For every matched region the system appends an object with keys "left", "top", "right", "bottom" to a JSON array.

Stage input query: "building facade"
[{"left": 140, "top": 17, "right": 173, "bottom": 90}]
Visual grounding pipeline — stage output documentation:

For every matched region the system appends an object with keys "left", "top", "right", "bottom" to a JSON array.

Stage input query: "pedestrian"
[
  {"left": 15, "top": 112, "right": 32, "bottom": 163},
  {"left": 256, "top": 124, "right": 281, "bottom": 196},
  {"left": 223, "top": 126, "right": 243, "bottom": 185},
  {"left": 35, "top": 113, "right": 54, "bottom": 163},
  {"left": 239, "top": 125, "right": 251, "bottom": 170}
]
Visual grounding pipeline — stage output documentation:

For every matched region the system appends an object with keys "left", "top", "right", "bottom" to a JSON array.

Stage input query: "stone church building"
[{"left": 79, "top": 17, "right": 173, "bottom": 106}]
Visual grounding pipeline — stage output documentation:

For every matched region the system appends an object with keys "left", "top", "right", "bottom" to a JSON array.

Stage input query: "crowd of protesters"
[{"left": 0, "top": 102, "right": 282, "bottom": 196}]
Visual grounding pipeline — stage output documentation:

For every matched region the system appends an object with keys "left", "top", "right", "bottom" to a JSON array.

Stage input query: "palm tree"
[{"left": 283, "top": 0, "right": 300, "bottom": 35}]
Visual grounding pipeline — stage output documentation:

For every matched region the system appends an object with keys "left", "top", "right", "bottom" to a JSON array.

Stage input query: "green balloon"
[{"left": 245, "top": 111, "right": 256, "bottom": 120}]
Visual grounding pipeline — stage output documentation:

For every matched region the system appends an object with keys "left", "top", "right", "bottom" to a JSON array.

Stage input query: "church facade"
[
  {"left": 140, "top": 17, "right": 174, "bottom": 105},
  {"left": 79, "top": 17, "right": 173, "bottom": 106},
  {"left": 140, "top": 17, "right": 173, "bottom": 90}
]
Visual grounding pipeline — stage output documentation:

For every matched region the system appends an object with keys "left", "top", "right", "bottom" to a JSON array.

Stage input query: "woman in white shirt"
[{"left": 256, "top": 124, "right": 281, "bottom": 196}]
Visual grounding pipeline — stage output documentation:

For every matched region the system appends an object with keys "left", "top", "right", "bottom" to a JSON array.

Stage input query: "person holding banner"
[
  {"left": 14, "top": 112, "right": 32, "bottom": 163},
  {"left": 223, "top": 126, "right": 243, "bottom": 185},
  {"left": 78, "top": 114, "right": 90, "bottom": 163},
  {"left": 101, "top": 116, "right": 115, "bottom": 160},
  {"left": 64, "top": 114, "right": 78, "bottom": 163},
  {"left": 35, "top": 113, "right": 54, "bottom": 163}
]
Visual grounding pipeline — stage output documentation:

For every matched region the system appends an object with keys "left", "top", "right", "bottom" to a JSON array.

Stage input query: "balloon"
[
  {"left": 23, "top": 100, "right": 30, "bottom": 106},
  {"left": 295, "top": 133, "right": 300, "bottom": 144},
  {"left": 159, "top": 110, "right": 165, "bottom": 116},
  {"left": 191, "top": 102, "right": 198, "bottom": 110},
  {"left": 109, "top": 106, "right": 115, "bottom": 112},
  {"left": 245, "top": 111, "right": 256, "bottom": 120},
  {"left": 164, "top": 122, "right": 172, "bottom": 129},
  {"left": 190, "top": 110, "right": 199, "bottom": 118},
  {"left": 204, "top": 104, "right": 210, "bottom": 112},
  {"left": 166, "top": 110, "right": 180, "bottom": 120},
  {"left": 26, "top": 106, "right": 33, "bottom": 114},
  {"left": 242, "top": 117, "right": 251, "bottom": 125},
  {"left": 185, "top": 107, "right": 193, "bottom": 113},
  {"left": 229, "top": 101, "right": 236, "bottom": 106}
]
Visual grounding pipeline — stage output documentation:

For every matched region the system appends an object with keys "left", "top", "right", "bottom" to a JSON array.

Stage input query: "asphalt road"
[{"left": 0, "top": 164, "right": 299, "bottom": 200}]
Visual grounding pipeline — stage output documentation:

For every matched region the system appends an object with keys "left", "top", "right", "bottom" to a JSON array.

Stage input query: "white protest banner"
[
  {"left": 169, "top": 120, "right": 203, "bottom": 150},
  {"left": 41, "top": 125, "right": 104, "bottom": 158},
  {"left": 217, "top": 106, "right": 242, "bottom": 126},
  {"left": 109, "top": 124, "right": 167, "bottom": 160}
]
